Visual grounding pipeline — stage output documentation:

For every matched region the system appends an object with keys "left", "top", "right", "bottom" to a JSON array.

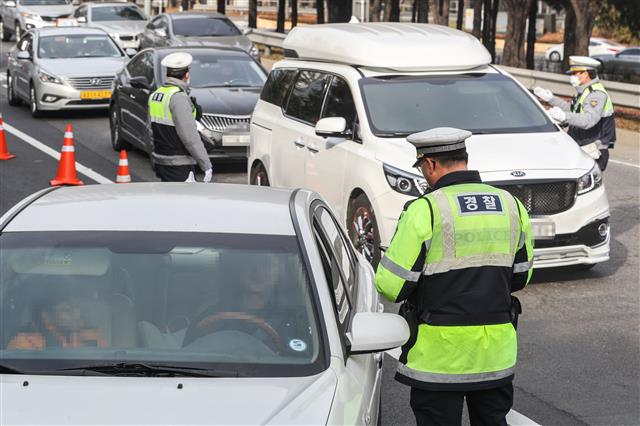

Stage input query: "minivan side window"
[
  {"left": 321, "top": 76, "right": 358, "bottom": 135},
  {"left": 285, "top": 71, "right": 330, "bottom": 125},
  {"left": 260, "top": 68, "right": 296, "bottom": 107}
]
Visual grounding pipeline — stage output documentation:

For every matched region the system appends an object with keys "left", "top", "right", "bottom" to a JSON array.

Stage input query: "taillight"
[{"left": 608, "top": 47, "right": 620, "bottom": 53}]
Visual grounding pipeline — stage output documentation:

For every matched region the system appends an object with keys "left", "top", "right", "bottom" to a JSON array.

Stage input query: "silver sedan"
[
  {"left": 0, "top": 183, "right": 408, "bottom": 425},
  {"left": 6, "top": 26, "right": 129, "bottom": 116}
]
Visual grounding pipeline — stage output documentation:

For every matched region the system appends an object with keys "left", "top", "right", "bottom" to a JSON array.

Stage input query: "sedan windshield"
[
  {"left": 0, "top": 232, "right": 322, "bottom": 377},
  {"left": 172, "top": 17, "right": 240, "bottom": 37},
  {"left": 359, "top": 73, "right": 557, "bottom": 136},
  {"left": 91, "top": 5, "right": 146, "bottom": 21},
  {"left": 162, "top": 54, "right": 266, "bottom": 88},
  {"left": 38, "top": 34, "right": 122, "bottom": 59},
  {"left": 20, "top": 0, "right": 68, "bottom": 5}
]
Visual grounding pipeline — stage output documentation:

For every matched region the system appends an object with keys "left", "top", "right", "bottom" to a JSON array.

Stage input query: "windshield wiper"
[
  {"left": 58, "top": 362, "right": 241, "bottom": 377},
  {"left": 0, "top": 364, "right": 25, "bottom": 374}
]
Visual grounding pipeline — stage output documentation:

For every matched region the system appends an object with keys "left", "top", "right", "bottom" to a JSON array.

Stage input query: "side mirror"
[
  {"left": 242, "top": 27, "right": 252, "bottom": 36},
  {"left": 154, "top": 28, "right": 166, "bottom": 38},
  {"left": 125, "top": 48, "right": 137, "bottom": 57},
  {"left": 130, "top": 75, "right": 150, "bottom": 90},
  {"left": 4, "top": 1, "right": 16, "bottom": 7},
  {"left": 76, "top": 16, "right": 86, "bottom": 23},
  {"left": 315, "top": 117, "right": 348, "bottom": 138},
  {"left": 16, "top": 50, "right": 31, "bottom": 60},
  {"left": 347, "top": 312, "right": 409, "bottom": 354}
]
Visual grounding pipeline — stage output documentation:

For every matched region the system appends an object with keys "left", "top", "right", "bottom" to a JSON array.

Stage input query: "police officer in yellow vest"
[
  {"left": 375, "top": 128, "right": 534, "bottom": 425},
  {"left": 534, "top": 56, "right": 616, "bottom": 171},
  {"left": 149, "top": 52, "right": 213, "bottom": 182}
]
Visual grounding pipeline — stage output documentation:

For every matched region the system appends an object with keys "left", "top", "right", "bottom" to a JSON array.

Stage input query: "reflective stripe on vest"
[
  {"left": 422, "top": 188, "right": 521, "bottom": 276},
  {"left": 397, "top": 363, "right": 515, "bottom": 384}
]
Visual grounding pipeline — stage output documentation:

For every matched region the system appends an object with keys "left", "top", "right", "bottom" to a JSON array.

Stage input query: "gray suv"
[{"left": 1, "top": 0, "right": 73, "bottom": 42}]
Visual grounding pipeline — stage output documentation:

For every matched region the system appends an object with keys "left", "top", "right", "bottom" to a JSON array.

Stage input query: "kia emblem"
[{"left": 510, "top": 171, "right": 526, "bottom": 177}]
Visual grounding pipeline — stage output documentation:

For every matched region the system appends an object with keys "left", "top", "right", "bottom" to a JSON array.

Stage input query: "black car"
[
  {"left": 138, "top": 12, "right": 259, "bottom": 61},
  {"left": 109, "top": 46, "right": 267, "bottom": 160},
  {"left": 593, "top": 47, "right": 640, "bottom": 84}
]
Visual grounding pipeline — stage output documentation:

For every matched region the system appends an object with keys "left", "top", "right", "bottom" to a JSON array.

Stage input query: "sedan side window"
[
  {"left": 140, "top": 52, "right": 155, "bottom": 86},
  {"left": 260, "top": 68, "right": 296, "bottom": 107},
  {"left": 315, "top": 206, "right": 356, "bottom": 295},
  {"left": 126, "top": 53, "right": 146, "bottom": 78},
  {"left": 147, "top": 16, "right": 160, "bottom": 30},
  {"left": 321, "top": 76, "right": 358, "bottom": 137},
  {"left": 17, "top": 33, "right": 31, "bottom": 51},
  {"left": 285, "top": 70, "right": 330, "bottom": 125},
  {"left": 73, "top": 6, "right": 86, "bottom": 19}
]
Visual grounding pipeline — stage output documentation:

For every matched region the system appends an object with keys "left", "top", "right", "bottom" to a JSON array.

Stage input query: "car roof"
[
  {"left": 4, "top": 183, "right": 300, "bottom": 235},
  {"left": 87, "top": 2, "right": 142, "bottom": 7},
  {"left": 36, "top": 26, "right": 109, "bottom": 36},
  {"left": 283, "top": 23, "right": 491, "bottom": 72},
  {"left": 168, "top": 12, "right": 227, "bottom": 19},
  {"left": 152, "top": 45, "right": 249, "bottom": 58}
]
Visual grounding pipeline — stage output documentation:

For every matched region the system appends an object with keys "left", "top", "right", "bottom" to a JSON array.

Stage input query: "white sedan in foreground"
[{"left": 0, "top": 183, "right": 408, "bottom": 425}]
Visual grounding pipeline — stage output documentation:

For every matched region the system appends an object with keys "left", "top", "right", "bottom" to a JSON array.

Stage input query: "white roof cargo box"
[{"left": 283, "top": 23, "right": 492, "bottom": 72}]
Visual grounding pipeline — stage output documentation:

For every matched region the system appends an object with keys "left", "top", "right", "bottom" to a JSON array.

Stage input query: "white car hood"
[
  {"left": 1, "top": 370, "right": 336, "bottom": 424},
  {"left": 19, "top": 4, "right": 73, "bottom": 16},
  {"left": 92, "top": 21, "right": 147, "bottom": 36},
  {"left": 39, "top": 57, "right": 127, "bottom": 78},
  {"left": 375, "top": 131, "right": 594, "bottom": 181}
]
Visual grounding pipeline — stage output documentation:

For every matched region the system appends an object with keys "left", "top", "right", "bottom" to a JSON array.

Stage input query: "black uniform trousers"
[
  {"left": 597, "top": 149, "right": 610, "bottom": 171},
  {"left": 410, "top": 383, "right": 513, "bottom": 426},
  {"left": 154, "top": 164, "right": 195, "bottom": 182}
]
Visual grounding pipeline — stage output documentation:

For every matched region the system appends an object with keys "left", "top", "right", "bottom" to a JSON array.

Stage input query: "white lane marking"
[
  {"left": 3, "top": 121, "right": 113, "bottom": 184},
  {"left": 384, "top": 347, "right": 541, "bottom": 426},
  {"left": 610, "top": 159, "right": 640, "bottom": 169}
]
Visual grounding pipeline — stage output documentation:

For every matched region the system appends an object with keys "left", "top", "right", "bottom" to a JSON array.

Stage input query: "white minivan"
[{"left": 249, "top": 23, "right": 610, "bottom": 269}]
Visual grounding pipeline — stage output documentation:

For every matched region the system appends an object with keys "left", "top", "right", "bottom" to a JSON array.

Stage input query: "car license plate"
[
  {"left": 80, "top": 90, "right": 112, "bottom": 100},
  {"left": 222, "top": 134, "right": 250, "bottom": 146},
  {"left": 531, "top": 219, "right": 556, "bottom": 239}
]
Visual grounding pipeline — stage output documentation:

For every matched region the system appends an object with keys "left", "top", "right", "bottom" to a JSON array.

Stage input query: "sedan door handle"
[
  {"left": 307, "top": 143, "right": 319, "bottom": 153},
  {"left": 129, "top": 93, "right": 136, "bottom": 100},
  {"left": 293, "top": 139, "right": 305, "bottom": 148}
]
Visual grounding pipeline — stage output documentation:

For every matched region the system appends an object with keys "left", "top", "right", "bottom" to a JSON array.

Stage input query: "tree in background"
[
  {"left": 217, "top": 0, "right": 225, "bottom": 14},
  {"left": 571, "top": 0, "right": 604, "bottom": 57},
  {"left": 384, "top": 0, "right": 401, "bottom": 21},
  {"left": 327, "top": 0, "right": 352, "bottom": 22},
  {"left": 317, "top": 0, "right": 325, "bottom": 23},
  {"left": 418, "top": 0, "right": 429, "bottom": 23},
  {"left": 370, "top": 0, "right": 382, "bottom": 21},
  {"left": 456, "top": 0, "right": 465, "bottom": 30},
  {"left": 430, "top": 0, "right": 450, "bottom": 25},
  {"left": 248, "top": 0, "right": 257, "bottom": 28},
  {"left": 502, "top": 0, "right": 534, "bottom": 68},
  {"left": 481, "top": 0, "right": 499, "bottom": 62},
  {"left": 276, "top": 0, "right": 285, "bottom": 32},
  {"left": 526, "top": 0, "right": 537, "bottom": 69},
  {"left": 472, "top": 0, "right": 482, "bottom": 38},
  {"left": 597, "top": 0, "right": 640, "bottom": 44},
  {"left": 291, "top": 0, "right": 298, "bottom": 27}
]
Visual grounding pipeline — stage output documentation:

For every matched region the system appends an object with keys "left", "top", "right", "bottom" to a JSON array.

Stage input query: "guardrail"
[{"left": 249, "top": 30, "right": 640, "bottom": 109}]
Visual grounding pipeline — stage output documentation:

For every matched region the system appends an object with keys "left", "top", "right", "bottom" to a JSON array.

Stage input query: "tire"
[
  {"left": 29, "top": 84, "right": 42, "bottom": 118},
  {"left": 109, "top": 104, "right": 128, "bottom": 151},
  {"left": 0, "top": 21, "right": 11, "bottom": 42},
  {"left": 347, "top": 193, "right": 382, "bottom": 267},
  {"left": 549, "top": 51, "right": 561, "bottom": 62},
  {"left": 250, "top": 162, "right": 270, "bottom": 186},
  {"left": 6, "top": 73, "right": 20, "bottom": 106}
]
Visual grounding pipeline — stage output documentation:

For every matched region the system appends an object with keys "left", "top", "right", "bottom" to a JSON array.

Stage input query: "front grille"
[
  {"left": 493, "top": 181, "right": 577, "bottom": 215},
  {"left": 119, "top": 35, "right": 134, "bottom": 41},
  {"left": 200, "top": 114, "right": 250, "bottom": 133},
  {"left": 67, "top": 99, "right": 110, "bottom": 105},
  {"left": 41, "top": 14, "right": 69, "bottom": 22},
  {"left": 67, "top": 76, "right": 114, "bottom": 90}
]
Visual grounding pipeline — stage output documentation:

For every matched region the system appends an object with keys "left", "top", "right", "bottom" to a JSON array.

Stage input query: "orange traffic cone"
[
  {"left": 50, "top": 124, "right": 83, "bottom": 186},
  {"left": 116, "top": 150, "right": 131, "bottom": 183},
  {"left": 0, "top": 114, "right": 16, "bottom": 160}
]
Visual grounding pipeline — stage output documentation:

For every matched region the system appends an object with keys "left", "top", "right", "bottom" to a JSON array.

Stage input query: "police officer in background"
[
  {"left": 534, "top": 56, "right": 616, "bottom": 171},
  {"left": 148, "top": 52, "right": 213, "bottom": 182},
  {"left": 375, "top": 128, "right": 534, "bottom": 425}
]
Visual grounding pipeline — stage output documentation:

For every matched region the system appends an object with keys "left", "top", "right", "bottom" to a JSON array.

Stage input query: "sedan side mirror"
[
  {"left": 347, "top": 312, "right": 409, "bottom": 355},
  {"left": 242, "top": 27, "right": 253, "bottom": 36},
  {"left": 125, "top": 48, "right": 137, "bottom": 57},
  {"left": 76, "top": 16, "right": 86, "bottom": 23},
  {"left": 130, "top": 75, "right": 150, "bottom": 90},
  {"left": 16, "top": 51, "right": 31, "bottom": 60},
  {"left": 154, "top": 28, "right": 167, "bottom": 38},
  {"left": 4, "top": 1, "right": 16, "bottom": 7},
  {"left": 315, "top": 117, "right": 348, "bottom": 138}
]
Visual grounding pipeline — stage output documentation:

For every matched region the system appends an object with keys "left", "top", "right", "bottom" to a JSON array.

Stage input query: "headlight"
[
  {"left": 21, "top": 12, "right": 42, "bottom": 21},
  {"left": 38, "top": 70, "right": 63, "bottom": 85},
  {"left": 249, "top": 44, "right": 259, "bottom": 57},
  {"left": 577, "top": 163, "right": 603, "bottom": 195},
  {"left": 383, "top": 163, "right": 429, "bottom": 197}
]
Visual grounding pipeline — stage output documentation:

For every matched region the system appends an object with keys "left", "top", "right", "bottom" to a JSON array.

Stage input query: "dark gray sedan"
[
  {"left": 594, "top": 47, "right": 640, "bottom": 84},
  {"left": 138, "top": 12, "right": 259, "bottom": 61},
  {"left": 109, "top": 46, "right": 267, "bottom": 160}
]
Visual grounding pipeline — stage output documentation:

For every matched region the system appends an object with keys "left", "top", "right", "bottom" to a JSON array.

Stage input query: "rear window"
[
  {"left": 91, "top": 5, "right": 146, "bottom": 22},
  {"left": 260, "top": 68, "right": 296, "bottom": 107},
  {"left": 172, "top": 17, "right": 240, "bottom": 37}
]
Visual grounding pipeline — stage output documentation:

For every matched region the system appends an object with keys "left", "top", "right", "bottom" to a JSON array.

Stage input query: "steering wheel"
[{"left": 184, "top": 312, "right": 284, "bottom": 353}]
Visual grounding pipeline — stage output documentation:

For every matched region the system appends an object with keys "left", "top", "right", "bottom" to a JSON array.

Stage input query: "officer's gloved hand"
[
  {"left": 533, "top": 86, "right": 553, "bottom": 102},
  {"left": 185, "top": 171, "right": 196, "bottom": 183},
  {"left": 190, "top": 96, "right": 203, "bottom": 121},
  {"left": 547, "top": 106, "right": 566, "bottom": 123},
  {"left": 203, "top": 168, "right": 213, "bottom": 183}
]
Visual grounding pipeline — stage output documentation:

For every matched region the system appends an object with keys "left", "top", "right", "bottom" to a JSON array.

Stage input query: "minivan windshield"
[
  {"left": 359, "top": 73, "right": 557, "bottom": 136},
  {"left": 20, "top": 0, "right": 68, "bottom": 5},
  {"left": 91, "top": 5, "right": 146, "bottom": 21},
  {"left": 38, "top": 34, "right": 122, "bottom": 58},
  {"left": 0, "top": 232, "right": 322, "bottom": 377}
]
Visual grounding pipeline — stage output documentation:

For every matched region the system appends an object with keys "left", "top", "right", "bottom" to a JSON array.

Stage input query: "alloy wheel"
[{"left": 352, "top": 206, "right": 376, "bottom": 263}]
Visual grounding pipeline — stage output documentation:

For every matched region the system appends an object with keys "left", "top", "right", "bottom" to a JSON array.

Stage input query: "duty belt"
[{"left": 420, "top": 311, "right": 512, "bottom": 326}]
